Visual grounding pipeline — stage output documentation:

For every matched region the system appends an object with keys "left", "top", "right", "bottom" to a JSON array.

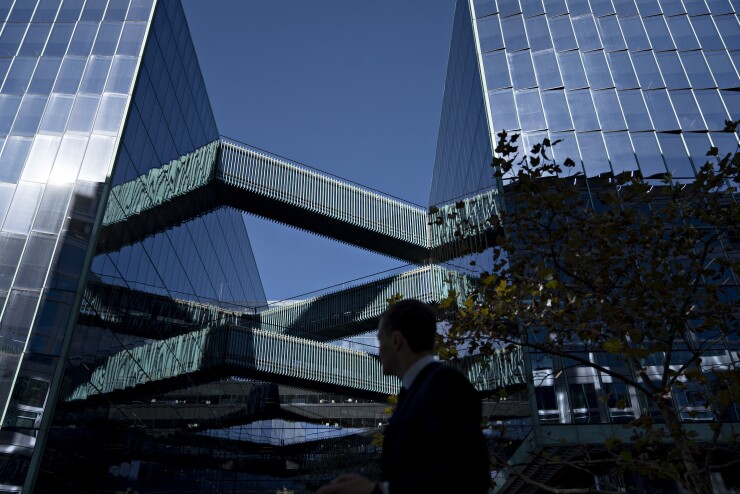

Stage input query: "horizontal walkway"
[
  {"left": 98, "top": 139, "right": 500, "bottom": 263},
  {"left": 66, "top": 323, "right": 525, "bottom": 402}
]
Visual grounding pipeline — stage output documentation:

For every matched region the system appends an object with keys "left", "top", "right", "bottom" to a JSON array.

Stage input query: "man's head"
[{"left": 377, "top": 299, "right": 436, "bottom": 377}]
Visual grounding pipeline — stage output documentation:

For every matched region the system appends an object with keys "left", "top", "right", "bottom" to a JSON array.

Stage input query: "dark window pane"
[
  {"left": 644, "top": 88, "right": 679, "bottom": 130},
  {"left": 655, "top": 51, "right": 690, "bottom": 89},
  {"left": 632, "top": 50, "right": 665, "bottom": 89},
  {"left": 56, "top": 0, "right": 84, "bottom": 22},
  {"left": 483, "top": 50, "right": 511, "bottom": 89},
  {"left": 550, "top": 16, "right": 578, "bottom": 51},
  {"left": 614, "top": 0, "right": 639, "bottom": 16},
  {"left": 620, "top": 15, "right": 651, "bottom": 51},
  {"left": 607, "top": 50, "right": 639, "bottom": 88},
  {"left": 28, "top": 57, "right": 62, "bottom": 95},
  {"left": 525, "top": 15, "right": 552, "bottom": 52},
  {"left": 618, "top": 89, "right": 653, "bottom": 130},
  {"left": 558, "top": 51, "right": 589, "bottom": 89},
  {"left": 19, "top": 24, "right": 51, "bottom": 57},
  {"left": 695, "top": 89, "right": 730, "bottom": 130},
  {"left": 577, "top": 131, "right": 611, "bottom": 175},
  {"left": 668, "top": 89, "right": 704, "bottom": 130},
  {"left": 680, "top": 51, "right": 716, "bottom": 88},
  {"left": 583, "top": 50, "right": 615, "bottom": 89},
  {"left": 657, "top": 133, "right": 694, "bottom": 177},
  {"left": 604, "top": 131, "right": 638, "bottom": 173},
  {"left": 714, "top": 14, "right": 740, "bottom": 49},
  {"left": 53, "top": 56, "right": 86, "bottom": 93},
  {"left": 502, "top": 14, "right": 528, "bottom": 51},
  {"left": 643, "top": 15, "right": 675, "bottom": 51},
  {"left": 631, "top": 131, "right": 667, "bottom": 176},
  {"left": 592, "top": 88, "right": 627, "bottom": 130},
  {"left": 542, "top": 89, "right": 574, "bottom": 130},
  {"left": 43, "top": 23, "right": 74, "bottom": 57},
  {"left": 477, "top": 15, "right": 505, "bottom": 52},
  {"left": 690, "top": 14, "right": 725, "bottom": 50},
  {"left": 665, "top": 15, "right": 700, "bottom": 50},
  {"left": 566, "top": 89, "right": 600, "bottom": 130},
  {"left": 32, "top": 0, "right": 62, "bottom": 23}
]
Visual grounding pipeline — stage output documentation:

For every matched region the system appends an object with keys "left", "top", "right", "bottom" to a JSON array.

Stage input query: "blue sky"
[{"left": 181, "top": 1, "right": 455, "bottom": 301}]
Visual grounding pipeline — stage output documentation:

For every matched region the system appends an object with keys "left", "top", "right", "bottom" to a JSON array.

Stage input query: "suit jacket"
[{"left": 381, "top": 362, "right": 490, "bottom": 494}]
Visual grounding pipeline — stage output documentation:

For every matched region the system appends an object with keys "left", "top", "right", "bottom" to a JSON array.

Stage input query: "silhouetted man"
[{"left": 318, "top": 299, "right": 490, "bottom": 494}]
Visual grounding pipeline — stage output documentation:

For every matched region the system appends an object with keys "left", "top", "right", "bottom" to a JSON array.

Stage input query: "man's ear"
[{"left": 392, "top": 330, "right": 404, "bottom": 350}]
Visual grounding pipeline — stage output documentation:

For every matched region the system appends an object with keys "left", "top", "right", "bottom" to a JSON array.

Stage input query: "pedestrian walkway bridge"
[
  {"left": 98, "top": 139, "right": 500, "bottom": 263},
  {"left": 65, "top": 322, "right": 526, "bottom": 403}
]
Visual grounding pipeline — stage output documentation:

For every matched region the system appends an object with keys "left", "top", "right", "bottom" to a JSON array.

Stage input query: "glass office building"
[
  {"left": 430, "top": 0, "right": 739, "bottom": 491},
  {"left": 0, "top": 0, "right": 268, "bottom": 491}
]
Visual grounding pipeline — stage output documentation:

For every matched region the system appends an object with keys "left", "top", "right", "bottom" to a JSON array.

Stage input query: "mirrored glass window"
[
  {"left": 19, "top": 24, "right": 52, "bottom": 58},
  {"left": 68, "top": 22, "right": 98, "bottom": 57},
  {"left": 655, "top": 51, "right": 690, "bottom": 89},
  {"left": 28, "top": 57, "right": 62, "bottom": 95},
  {"left": 684, "top": 0, "right": 711, "bottom": 14},
  {"left": 8, "top": 2, "right": 37, "bottom": 22},
  {"left": 78, "top": 134, "right": 115, "bottom": 182},
  {"left": 49, "top": 134, "right": 86, "bottom": 183},
  {"left": 515, "top": 89, "right": 546, "bottom": 131},
  {"left": 533, "top": 49, "right": 563, "bottom": 88},
  {"left": 630, "top": 131, "right": 667, "bottom": 176},
  {"left": 704, "top": 50, "right": 739, "bottom": 88},
  {"left": 683, "top": 132, "right": 713, "bottom": 170},
  {"left": 80, "top": 0, "right": 107, "bottom": 22},
  {"left": 583, "top": 50, "right": 615, "bottom": 88},
  {"left": 38, "top": 93, "right": 73, "bottom": 134},
  {"left": 597, "top": 15, "right": 627, "bottom": 51},
  {"left": 577, "top": 132, "right": 611, "bottom": 175},
  {"left": 105, "top": 55, "right": 137, "bottom": 94},
  {"left": 544, "top": 0, "right": 569, "bottom": 16},
  {"left": 79, "top": 56, "right": 111, "bottom": 94},
  {"left": 93, "top": 22, "right": 122, "bottom": 56},
  {"left": 94, "top": 93, "right": 127, "bottom": 134},
  {"left": 591, "top": 0, "right": 617, "bottom": 16},
  {"left": 614, "top": 0, "right": 639, "bottom": 16},
  {"left": 66, "top": 94, "right": 99, "bottom": 133},
  {"left": 617, "top": 89, "right": 653, "bottom": 130},
  {"left": 2, "top": 57, "right": 37, "bottom": 94},
  {"left": 508, "top": 50, "right": 537, "bottom": 88},
  {"left": 473, "top": 0, "right": 497, "bottom": 18},
  {"left": 105, "top": 0, "right": 130, "bottom": 21},
  {"left": 525, "top": 15, "right": 552, "bottom": 52},
  {"left": 53, "top": 57, "right": 89, "bottom": 96},
  {"left": 550, "top": 130, "right": 583, "bottom": 172},
  {"left": 33, "top": 0, "right": 62, "bottom": 23},
  {"left": 14, "top": 232, "right": 57, "bottom": 290},
  {"left": 689, "top": 15, "right": 725, "bottom": 50},
  {"left": 522, "top": 0, "right": 546, "bottom": 17},
  {"left": 483, "top": 50, "right": 511, "bottom": 89},
  {"left": 0, "top": 24, "right": 26, "bottom": 58},
  {"left": 489, "top": 88, "right": 520, "bottom": 131},
  {"left": 117, "top": 22, "right": 147, "bottom": 56},
  {"left": 643, "top": 88, "right": 679, "bottom": 130},
  {"left": 631, "top": 50, "right": 665, "bottom": 89},
  {"left": 12, "top": 95, "right": 47, "bottom": 136},
  {"left": 592, "top": 88, "right": 627, "bottom": 130},
  {"left": 502, "top": 14, "right": 529, "bottom": 51},
  {"left": 44, "top": 24, "right": 74, "bottom": 57},
  {"left": 666, "top": 15, "right": 700, "bottom": 50},
  {"left": 656, "top": 133, "right": 694, "bottom": 177},
  {"left": 694, "top": 89, "right": 730, "bottom": 130},
  {"left": 557, "top": 51, "right": 588, "bottom": 89},
  {"left": 542, "top": 89, "right": 574, "bottom": 130},
  {"left": 566, "top": 88, "right": 600, "bottom": 130},
  {"left": 21, "top": 135, "right": 61, "bottom": 183},
  {"left": 713, "top": 14, "right": 740, "bottom": 49},
  {"left": 619, "top": 16, "right": 651, "bottom": 51},
  {"left": 2, "top": 181, "right": 42, "bottom": 234},
  {"left": 477, "top": 15, "right": 505, "bottom": 52},
  {"left": 705, "top": 0, "right": 734, "bottom": 14},
  {"left": 635, "top": 0, "right": 662, "bottom": 16},
  {"left": 607, "top": 51, "right": 639, "bottom": 88},
  {"left": 549, "top": 16, "right": 579, "bottom": 51},
  {"left": 32, "top": 183, "right": 71, "bottom": 234},
  {"left": 57, "top": 0, "right": 85, "bottom": 23},
  {"left": 719, "top": 90, "right": 738, "bottom": 120},
  {"left": 679, "top": 51, "right": 716, "bottom": 88},
  {"left": 0, "top": 136, "right": 33, "bottom": 183},
  {"left": 658, "top": 0, "right": 685, "bottom": 14},
  {"left": 604, "top": 131, "right": 638, "bottom": 173},
  {"left": 0, "top": 94, "right": 22, "bottom": 136},
  {"left": 572, "top": 14, "right": 602, "bottom": 52},
  {"left": 643, "top": 15, "right": 675, "bottom": 51},
  {"left": 567, "top": 0, "right": 591, "bottom": 15},
  {"left": 709, "top": 131, "right": 739, "bottom": 157},
  {"left": 498, "top": 0, "right": 522, "bottom": 18},
  {"left": 668, "top": 90, "right": 704, "bottom": 130},
  {"left": 127, "top": 0, "right": 155, "bottom": 21}
]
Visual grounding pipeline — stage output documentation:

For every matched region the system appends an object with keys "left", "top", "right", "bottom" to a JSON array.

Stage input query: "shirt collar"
[{"left": 401, "top": 355, "right": 436, "bottom": 390}]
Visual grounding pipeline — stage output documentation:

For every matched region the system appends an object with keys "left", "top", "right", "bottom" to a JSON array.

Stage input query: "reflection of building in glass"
[
  {"left": 0, "top": 0, "right": 737, "bottom": 492},
  {"left": 430, "top": 0, "right": 739, "bottom": 492}
]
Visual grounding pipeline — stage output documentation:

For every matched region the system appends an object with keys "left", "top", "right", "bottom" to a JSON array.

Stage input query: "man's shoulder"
[{"left": 423, "top": 362, "right": 477, "bottom": 393}]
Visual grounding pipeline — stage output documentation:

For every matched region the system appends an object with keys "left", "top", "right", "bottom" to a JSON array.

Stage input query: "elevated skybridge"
[
  {"left": 65, "top": 322, "right": 526, "bottom": 403},
  {"left": 98, "top": 139, "right": 500, "bottom": 263}
]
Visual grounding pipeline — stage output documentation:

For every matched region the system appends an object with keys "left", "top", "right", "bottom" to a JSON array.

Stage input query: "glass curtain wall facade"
[
  {"left": 430, "top": 0, "right": 740, "bottom": 488},
  {"left": 0, "top": 0, "right": 267, "bottom": 492}
]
